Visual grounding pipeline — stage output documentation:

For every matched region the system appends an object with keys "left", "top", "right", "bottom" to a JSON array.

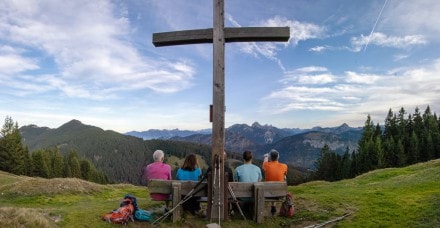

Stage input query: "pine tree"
[
  {"left": 52, "top": 148, "right": 64, "bottom": 177},
  {"left": 395, "top": 139, "right": 406, "bottom": 167},
  {"left": 314, "top": 144, "right": 331, "bottom": 180},
  {"left": 357, "top": 115, "right": 377, "bottom": 173},
  {"left": 80, "top": 159, "right": 92, "bottom": 180},
  {"left": 340, "top": 147, "right": 352, "bottom": 179},
  {"left": 31, "top": 150, "right": 49, "bottom": 178},
  {"left": 0, "top": 116, "right": 28, "bottom": 175},
  {"left": 382, "top": 109, "right": 398, "bottom": 167},
  {"left": 67, "top": 150, "right": 81, "bottom": 178},
  {"left": 407, "top": 131, "right": 419, "bottom": 164}
]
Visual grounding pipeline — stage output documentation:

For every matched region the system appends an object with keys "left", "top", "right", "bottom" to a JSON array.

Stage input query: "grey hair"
[{"left": 153, "top": 150, "right": 165, "bottom": 162}]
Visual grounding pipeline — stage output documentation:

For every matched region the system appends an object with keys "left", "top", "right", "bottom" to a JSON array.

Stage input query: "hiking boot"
[{"left": 271, "top": 206, "right": 276, "bottom": 216}]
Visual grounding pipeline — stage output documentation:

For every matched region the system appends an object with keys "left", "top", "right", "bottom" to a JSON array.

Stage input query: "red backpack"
[
  {"left": 102, "top": 198, "right": 135, "bottom": 224},
  {"left": 279, "top": 192, "right": 294, "bottom": 217}
]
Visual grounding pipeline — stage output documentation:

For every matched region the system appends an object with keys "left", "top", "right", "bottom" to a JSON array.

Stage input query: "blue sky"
[{"left": 1, "top": 0, "right": 439, "bottom": 133}]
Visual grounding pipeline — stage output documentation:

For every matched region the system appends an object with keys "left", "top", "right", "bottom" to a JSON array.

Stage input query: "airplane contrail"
[{"left": 363, "top": 0, "right": 389, "bottom": 52}]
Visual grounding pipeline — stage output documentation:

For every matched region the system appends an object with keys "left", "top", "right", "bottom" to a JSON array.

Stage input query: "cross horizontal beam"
[{"left": 153, "top": 27, "right": 290, "bottom": 47}]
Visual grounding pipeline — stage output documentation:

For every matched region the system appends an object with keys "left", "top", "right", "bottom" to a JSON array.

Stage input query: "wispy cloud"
[
  {"left": 0, "top": 0, "right": 195, "bottom": 100},
  {"left": 382, "top": 0, "right": 440, "bottom": 39},
  {"left": 282, "top": 66, "right": 335, "bottom": 85},
  {"left": 262, "top": 16, "right": 325, "bottom": 46},
  {"left": 350, "top": 32, "right": 427, "bottom": 52},
  {"left": 344, "top": 71, "right": 380, "bottom": 84},
  {"left": 309, "top": 45, "right": 329, "bottom": 53},
  {"left": 261, "top": 59, "right": 440, "bottom": 125},
  {"left": 228, "top": 15, "right": 325, "bottom": 60}
]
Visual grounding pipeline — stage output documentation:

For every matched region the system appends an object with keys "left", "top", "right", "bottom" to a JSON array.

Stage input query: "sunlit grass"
[{"left": 0, "top": 160, "right": 439, "bottom": 227}]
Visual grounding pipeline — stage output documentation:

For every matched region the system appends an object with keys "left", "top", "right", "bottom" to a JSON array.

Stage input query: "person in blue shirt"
[
  {"left": 235, "top": 150, "right": 262, "bottom": 182},
  {"left": 233, "top": 150, "right": 262, "bottom": 218},
  {"left": 176, "top": 154, "right": 202, "bottom": 214}
]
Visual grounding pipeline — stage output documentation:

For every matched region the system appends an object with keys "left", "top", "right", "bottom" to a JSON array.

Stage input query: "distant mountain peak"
[
  {"left": 252, "top": 122, "right": 262, "bottom": 128},
  {"left": 64, "top": 119, "right": 83, "bottom": 126}
]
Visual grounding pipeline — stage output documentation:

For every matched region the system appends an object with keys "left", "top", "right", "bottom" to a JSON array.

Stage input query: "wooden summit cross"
[{"left": 152, "top": 0, "right": 289, "bottom": 221}]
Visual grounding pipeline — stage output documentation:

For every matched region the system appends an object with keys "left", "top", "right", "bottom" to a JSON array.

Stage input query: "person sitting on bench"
[
  {"left": 262, "top": 149, "right": 288, "bottom": 215},
  {"left": 235, "top": 150, "right": 262, "bottom": 182},
  {"left": 176, "top": 154, "right": 203, "bottom": 215},
  {"left": 234, "top": 150, "right": 262, "bottom": 218},
  {"left": 143, "top": 149, "right": 172, "bottom": 210}
]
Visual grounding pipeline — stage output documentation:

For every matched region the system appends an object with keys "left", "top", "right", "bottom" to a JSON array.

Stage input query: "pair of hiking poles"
[
  {"left": 209, "top": 155, "right": 247, "bottom": 225},
  {"left": 152, "top": 173, "right": 208, "bottom": 225},
  {"left": 152, "top": 166, "right": 246, "bottom": 225}
]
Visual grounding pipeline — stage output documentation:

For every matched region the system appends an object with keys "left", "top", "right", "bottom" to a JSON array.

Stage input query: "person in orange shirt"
[
  {"left": 262, "top": 149, "right": 288, "bottom": 215},
  {"left": 263, "top": 149, "right": 288, "bottom": 181}
]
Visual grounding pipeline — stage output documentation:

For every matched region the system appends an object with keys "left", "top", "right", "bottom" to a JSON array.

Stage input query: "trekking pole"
[
  {"left": 228, "top": 184, "right": 246, "bottom": 221},
  {"left": 217, "top": 155, "right": 221, "bottom": 226},
  {"left": 152, "top": 174, "right": 208, "bottom": 225}
]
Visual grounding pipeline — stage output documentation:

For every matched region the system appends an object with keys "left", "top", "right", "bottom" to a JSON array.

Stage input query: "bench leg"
[
  {"left": 172, "top": 183, "right": 181, "bottom": 222},
  {"left": 254, "top": 184, "right": 265, "bottom": 223}
]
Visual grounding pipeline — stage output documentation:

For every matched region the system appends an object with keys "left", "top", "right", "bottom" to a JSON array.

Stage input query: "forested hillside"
[
  {"left": 0, "top": 117, "right": 108, "bottom": 184},
  {"left": 19, "top": 120, "right": 308, "bottom": 185},
  {"left": 314, "top": 106, "right": 440, "bottom": 182},
  {"left": 20, "top": 120, "right": 217, "bottom": 184}
]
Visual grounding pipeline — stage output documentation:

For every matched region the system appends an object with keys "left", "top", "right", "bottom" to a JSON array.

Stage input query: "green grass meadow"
[{"left": 1, "top": 159, "right": 439, "bottom": 227}]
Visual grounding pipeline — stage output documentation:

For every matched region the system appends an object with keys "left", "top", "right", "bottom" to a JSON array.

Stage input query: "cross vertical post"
[
  {"left": 211, "top": 0, "right": 226, "bottom": 220},
  {"left": 152, "top": 0, "right": 290, "bottom": 222}
]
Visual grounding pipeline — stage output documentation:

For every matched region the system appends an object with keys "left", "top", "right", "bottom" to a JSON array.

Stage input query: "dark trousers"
[{"left": 182, "top": 196, "right": 201, "bottom": 214}]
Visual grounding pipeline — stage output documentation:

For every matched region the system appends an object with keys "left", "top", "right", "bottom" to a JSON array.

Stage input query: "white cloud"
[
  {"left": 344, "top": 71, "right": 380, "bottom": 84},
  {"left": 309, "top": 46, "right": 328, "bottom": 52},
  {"left": 0, "top": 54, "right": 38, "bottom": 75},
  {"left": 382, "top": 0, "right": 440, "bottom": 40},
  {"left": 350, "top": 32, "right": 427, "bottom": 52},
  {"left": 0, "top": 0, "right": 196, "bottom": 100},
  {"left": 261, "top": 16, "right": 325, "bottom": 46},
  {"left": 393, "top": 54, "right": 409, "bottom": 61},
  {"left": 261, "top": 59, "right": 440, "bottom": 123},
  {"left": 282, "top": 66, "right": 334, "bottom": 85},
  {"left": 230, "top": 16, "right": 325, "bottom": 60}
]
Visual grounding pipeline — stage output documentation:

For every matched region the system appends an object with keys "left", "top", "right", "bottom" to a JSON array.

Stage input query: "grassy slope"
[{"left": 0, "top": 159, "right": 439, "bottom": 227}]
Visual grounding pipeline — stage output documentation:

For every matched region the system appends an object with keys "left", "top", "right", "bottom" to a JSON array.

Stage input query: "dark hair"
[
  {"left": 182, "top": 154, "right": 198, "bottom": 171},
  {"left": 270, "top": 149, "right": 279, "bottom": 161},
  {"left": 243, "top": 150, "right": 253, "bottom": 162}
]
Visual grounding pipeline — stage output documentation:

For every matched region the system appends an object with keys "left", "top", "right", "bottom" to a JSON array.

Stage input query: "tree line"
[
  {"left": 0, "top": 116, "right": 108, "bottom": 184},
  {"left": 314, "top": 106, "right": 440, "bottom": 181}
]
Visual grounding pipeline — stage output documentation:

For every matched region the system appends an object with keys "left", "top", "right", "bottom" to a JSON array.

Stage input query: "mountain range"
[
  {"left": 18, "top": 119, "right": 362, "bottom": 184},
  {"left": 126, "top": 122, "right": 362, "bottom": 168}
]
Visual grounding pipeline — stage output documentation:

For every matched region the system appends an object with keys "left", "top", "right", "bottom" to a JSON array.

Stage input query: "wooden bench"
[
  {"left": 147, "top": 179, "right": 287, "bottom": 223},
  {"left": 147, "top": 179, "right": 208, "bottom": 222}
]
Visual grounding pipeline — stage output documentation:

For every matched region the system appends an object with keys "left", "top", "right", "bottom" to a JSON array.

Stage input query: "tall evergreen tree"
[
  {"left": 67, "top": 150, "right": 81, "bottom": 178},
  {"left": 350, "top": 151, "right": 358, "bottom": 176},
  {"left": 357, "top": 115, "right": 378, "bottom": 173},
  {"left": 340, "top": 147, "right": 352, "bottom": 179},
  {"left": 52, "top": 148, "right": 64, "bottom": 177},
  {"left": 314, "top": 144, "right": 332, "bottom": 180},
  {"left": 31, "top": 150, "right": 49, "bottom": 178},
  {"left": 407, "top": 131, "right": 419, "bottom": 164},
  {"left": 395, "top": 139, "right": 406, "bottom": 167},
  {"left": 0, "top": 116, "right": 28, "bottom": 175}
]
